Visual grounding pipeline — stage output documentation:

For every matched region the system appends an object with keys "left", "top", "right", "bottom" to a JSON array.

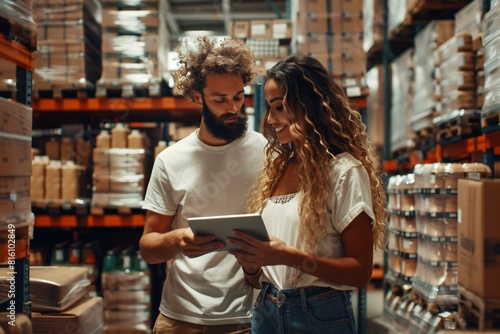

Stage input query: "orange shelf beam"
[
  {"left": 382, "top": 160, "right": 399, "bottom": 173},
  {"left": 87, "top": 214, "right": 145, "bottom": 227},
  {"left": 440, "top": 137, "right": 479, "bottom": 160},
  {"left": 485, "top": 131, "right": 500, "bottom": 150},
  {"left": 0, "top": 239, "right": 30, "bottom": 263},
  {"left": 371, "top": 267, "right": 384, "bottom": 280},
  {"left": 350, "top": 97, "right": 367, "bottom": 109},
  {"left": 0, "top": 34, "right": 34, "bottom": 72},
  {"left": 33, "top": 96, "right": 254, "bottom": 112},
  {"left": 33, "top": 96, "right": 195, "bottom": 112},
  {"left": 35, "top": 215, "right": 79, "bottom": 228}
]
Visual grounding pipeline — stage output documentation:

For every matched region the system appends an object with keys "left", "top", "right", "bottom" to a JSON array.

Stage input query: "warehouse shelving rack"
[
  {"left": 380, "top": 0, "right": 498, "bottom": 174},
  {"left": 0, "top": 33, "right": 33, "bottom": 317}
]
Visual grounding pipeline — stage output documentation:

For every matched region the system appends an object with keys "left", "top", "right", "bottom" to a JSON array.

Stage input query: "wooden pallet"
[
  {"left": 391, "top": 144, "right": 416, "bottom": 161},
  {"left": 409, "top": 0, "right": 471, "bottom": 19},
  {"left": 457, "top": 286, "right": 500, "bottom": 331},
  {"left": 90, "top": 205, "right": 142, "bottom": 216},
  {"left": 0, "top": 89, "right": 16, "bottom": 99},
  {"left": 414, "top": 127, "right": 435, "bottom": 150},
  {"left": 434, "top": 113, "right": 481, "bottom": 143},
  {"left": 481, "top": 112, "right": 500, "bottom": 133},
  {"left": 436, "top": 124, "right": 479, "bottom": 142},
  {"left": 0, "top": 15, "right": 37, "bottom": 51},
  {"left": 33, "top": 83, "right": 96, "bottom": 99},
  {"left": 95, "top": 80, "right": 161, "bottom": 98},
  {"left": 31, "top": 199, "right": 90, "bottom": 216}
]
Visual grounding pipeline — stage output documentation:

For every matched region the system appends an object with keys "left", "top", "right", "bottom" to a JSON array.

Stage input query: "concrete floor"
[{"left": 351, "top": 286, "right": 398, "bottom": 334}]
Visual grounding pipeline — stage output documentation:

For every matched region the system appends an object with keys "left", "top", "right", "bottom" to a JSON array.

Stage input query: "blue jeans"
[{"left": 251, "top": 282, "right": 356, "bottom": 334}]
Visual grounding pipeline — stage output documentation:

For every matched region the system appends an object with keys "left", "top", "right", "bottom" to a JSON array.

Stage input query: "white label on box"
[
  {"left": 346, "top": 87, "right": 361, "bottom": 97},
  {"left": 457, "top": 208, "right": 462, "bottom": 223},
  {"left": 403, "top": 239, "right": 412, "bottom": 250},
  {"left": 400, "top": 218, "right": 406, "bottom": 229},
  {"left": 345, "top": 78, "right": 357, "bottom": 86},
  {"left": 467, "top": 172, "right": 480, "bottom": 180},
  {"left": 429, "top": 174, "right": 436, "bottom": 185},
  {"left": 251, "top": 24, "right": 267, "bottom": 36},
  {"left": 273, "top": 23, "right": 288, "bottom": 39}
]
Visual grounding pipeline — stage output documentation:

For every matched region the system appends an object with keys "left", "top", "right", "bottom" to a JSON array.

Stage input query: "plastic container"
[
  {"left": 154, "top": 140, "right": 167, "bottom": 158},
  {"left": 96, "top": 130, "right": 111, "bottom": 149},
  {"left": 111, "top": 123, "right": 129, "bottom": 148},
  {"left": 127, "top": 129, "right": 144, "bottom": 149}
]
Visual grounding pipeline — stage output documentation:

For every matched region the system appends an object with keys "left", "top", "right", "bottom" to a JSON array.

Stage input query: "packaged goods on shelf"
[
  {"left": 98, "top": 0, "right": 168, "bottom": 98},
  {"left": 455, "top": 0, "right": 484, "bottom": 37},
  {"left": 0, "top": 0, "right": 37, "bottom": 50},
  {"left": 0, "top": 266, "right": 90, "bottom": 312},
  {"left": 92, "top": 148, "right": 148, "bottom": 208},
  {"left": 0, "top": 98, "right": 32, "bottom": 177},
  {"left": 481, "top": 5, "right": 500, "bottom": 127},
  {"left": 31, "top": 296, "right": 103, "bottom": 334},
  {"left": 411, "top": 20, "right": 455, "bottom": 133},
  {"left": 32, "top": 0, "right": 102, "bottom": 93},
  {"left": 102, "top": 248, "right": 150, "bottom": 332},
  {"left": 409, "top": 163, "right": 491, "bottom": 310},
  {"left": 390, "top": 48, "right": 415, "bottom": 156},
  {"left": 366, "top": 64, "right": 385, "bottom": 148},
  {"left": 387, "top": 0, "right": 408, "bottom": 37},
  {"left": 457, "top": 179, "right": 500, "bottom": 299},
  {"left": 363, "top": 0, "right": 383, "bottom": 54}
]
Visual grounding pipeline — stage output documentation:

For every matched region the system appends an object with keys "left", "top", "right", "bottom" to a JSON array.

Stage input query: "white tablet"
[{"left": 187, "top": 213, "right": 269, "bottom": 251}]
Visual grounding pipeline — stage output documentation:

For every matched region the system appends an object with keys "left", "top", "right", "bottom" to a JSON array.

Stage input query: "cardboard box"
[
  {"left": 272, "top": 19, "right": 292, "bottom": 39},
  {"left": 455, "top": 0, "right": 483, "bottom": 37},
  {"left": 31, "top": 297, "right": 103, "bottom": 334},
  {"left": 250, "top": 20, "right": 272, "bottom": 38},
  {"left": 298, "top": 0, "right": 329, "bottom": 14},
  {"left": 341, "top": 0, "right": 363, "bottom": 13},
  {"left": 457, "top": 179, "right": 500, "bottom": 299},
  {"left": 232, "top": 20, "right": 250, "bottom": 39}
]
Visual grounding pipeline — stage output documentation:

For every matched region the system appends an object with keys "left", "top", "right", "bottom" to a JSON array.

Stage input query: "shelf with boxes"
[
  {"left": 376, "top": 0, "right": 500, "bottom": 179},
  {"left": 0, "top": 3, "right": 35, "bottom": 320}
]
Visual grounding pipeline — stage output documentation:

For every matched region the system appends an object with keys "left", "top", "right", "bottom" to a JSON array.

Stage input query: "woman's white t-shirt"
[{"left": 260, "top": 152, "right": 375, "bottom": 290}]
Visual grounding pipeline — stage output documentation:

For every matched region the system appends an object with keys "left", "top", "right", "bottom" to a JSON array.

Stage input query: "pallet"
[
  {"left": 481, "top": 112, "right": 500, "bottom": 134},
  {"left": 408, "top": 0, "right": 471, "bottom": 19},
  {"left": 90, "top": 205, "right": 143, "bottom": 216},
  {"left": 95, "top": 80, "right": 161, "bottom": 98},
  {"left": 391, "top": 144, "right": 416, "bottom": 161},
  {"left": 414, "top": 127, "right": 435, "bottom": 150},
  {"left": 31, "top": 199, "right": 90, "bottom": 216},
  {"left": 434, "top": 112, "right": 481, "bottom": 143},
  {"left": 457, "top": 286, "right": 500, "bottom": 331},
  {"left": 33, "top": 84, "right": 96, "bottom": 99},
  {"left": 0, "top": 15, "right": 37, "bottom": 51},
  {"left": 0, "top": 89, "right": 16, "bottom": 99}
]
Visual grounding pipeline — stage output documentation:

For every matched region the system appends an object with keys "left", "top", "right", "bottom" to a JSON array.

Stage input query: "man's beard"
[{"left": 202, "top": 101, "right": 248, "bottom": 143}]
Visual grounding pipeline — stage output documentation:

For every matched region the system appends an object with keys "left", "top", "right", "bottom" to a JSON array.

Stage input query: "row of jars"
[{"left": 387, "top": 163, "right": 491, "bottom": 212}]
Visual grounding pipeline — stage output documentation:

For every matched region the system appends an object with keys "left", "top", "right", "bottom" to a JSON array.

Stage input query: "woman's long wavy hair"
[{"left": 246, "top": 54, "right": 387, "bottom": 253}]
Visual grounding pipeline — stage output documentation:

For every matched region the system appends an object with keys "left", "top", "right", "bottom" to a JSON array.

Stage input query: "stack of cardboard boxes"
[
  {"left": 98, "top": 0, "right": 169, "bottom": 97},
  {"left": 32, "top": 0, "right": 102, "bottom": 97},
  {"left": 294, "top": 0, "right": 367, "bottom": 95}
]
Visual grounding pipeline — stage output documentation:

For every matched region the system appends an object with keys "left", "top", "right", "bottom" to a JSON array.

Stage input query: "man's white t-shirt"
[{"left": 142, "top": 129, "right": 266, "bottom": 325}]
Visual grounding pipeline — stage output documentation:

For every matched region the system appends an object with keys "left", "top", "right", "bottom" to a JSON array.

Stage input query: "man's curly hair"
[{"left": 172, "top": 36, "right": 257, "bottom": 102}]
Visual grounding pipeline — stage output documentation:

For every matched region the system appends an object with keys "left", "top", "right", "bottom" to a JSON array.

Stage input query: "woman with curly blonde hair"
[{"left": 228, "top": 54, "right": 387, "bottom": 333}]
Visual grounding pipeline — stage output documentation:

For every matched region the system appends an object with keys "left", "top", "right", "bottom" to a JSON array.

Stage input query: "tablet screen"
[{"left": 187, "top": 213, "right": 269, "bottom": 251}]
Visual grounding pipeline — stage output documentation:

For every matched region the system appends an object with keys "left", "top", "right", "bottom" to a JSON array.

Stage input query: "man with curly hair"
[{"left": 140, "top": 36, "right": 267, "bottom": 333}]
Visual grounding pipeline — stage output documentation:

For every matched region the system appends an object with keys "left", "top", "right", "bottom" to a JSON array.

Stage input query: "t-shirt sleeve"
[
  {"left": 329, "top": 165, "right": 375, "bottom": 233},
  {"left": 142, "top": 157, "right": 177, "bottom": 215}
]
